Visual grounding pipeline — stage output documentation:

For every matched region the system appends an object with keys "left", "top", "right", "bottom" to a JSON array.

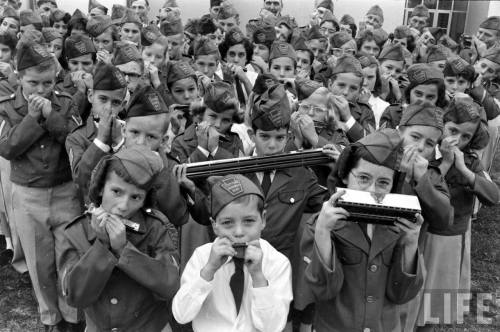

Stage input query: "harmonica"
[
  {"left": 335, "top": 188, "right": 421, "bottom": 225},
  {"left": 185, "top": 148, "right": 337, "bottom": 179}
]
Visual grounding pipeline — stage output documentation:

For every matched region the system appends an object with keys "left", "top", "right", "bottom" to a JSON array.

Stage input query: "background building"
[{"left": 21, "top": 0, "right": 500, "bottom": 38}]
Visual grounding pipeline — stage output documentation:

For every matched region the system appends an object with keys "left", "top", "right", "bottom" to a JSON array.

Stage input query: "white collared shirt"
[{"left": 172, "top": 239, "right": 293, "bottom": 332}]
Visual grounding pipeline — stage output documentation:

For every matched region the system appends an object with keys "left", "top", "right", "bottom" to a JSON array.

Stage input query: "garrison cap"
[
  {"left": 65, "top": 34, "right": 96, "bottom": 59},
  {"left": 251, "top": 83, "right": 291, "bottom": 131},
  {"left": 211, "top": 0, "right": 224, "bottom": 7},
  {"left": 166, "top": 60, "right": 196, "bottom": 85},
  {"left": 366, "top": 5, "right": 384, "bottom": 24},
  {"left": 20, "top": 10, "right": 42, "bottom": 27},
  {"left": 160, "top": 12, "right": 183, "bottom": 36},
  {"left": 49, "top": 9, "right": 70, "bottom": 23},
  {"left": 162, "top": 0, "right": 178, "bottom": 9},
  {"left": 197, "top": 15, "right": 218, "bottom": 35},
  {"left": 204, "top": 81, "right": 238, "bottom": 112},
  {"left": 86, "top": 15, "right": 112, "bottom": 37},
  {"left": 89, "top": 0, "right": 108, "bottom": 15},
  {"left": 411, "top": 5, "right": 430, "bottom": 18},
  {"left": 444, "top": 97, "right": 489, "bottom": 150},
  {"left": 41, "top": 27, "right": 61, "bottom": 42},
  {"left": 113, "top": 42, "right": 142, "bottom": 65},
  {"left": 223, "top": 27, "right": 246, "bottom": 46},
  {"left": 428, "top": 27, "right": 445, "bottom": 42},
  {"left": 479, "top": 16, "right": 500, "bottom": 31},
  {"left": 216, "top": 2, "right": 238, "bottom": 20},
  {"left": 127, "top": 85, "right": 169, "bottom": 118},
  {"left": 269, "top": 41, "right": 296, "bottom": 62},
  {"left": 407, "top": 63, "right": 444, "bottom": 85},
  {"left": 68, "top": 9, "right": 87, "bottom": 28},
  {"left": 483, "top": 47, "right": 500, "bottom": 66},
  {"left": 305, "top": 25, "right": 326, "bottom": 41},
  {"left": 192, "top": 37, "right": 219, "bottom": 57},
  {"left": 17, "top": 42, "right": 54, "bottom": 71},
  {"left": 340, "top": 14, "right": 355, "bottom": 25},
  {"left": 36, "top": 0, "right": 57, "bottom": 7},
  {"left": 295, "top": 78, "right": 323, "bottom": 101},
  {"left": 1, "top": 6, "right": 18, "bottom": 20},
  {"left": 209, "top": 174, "right": 264, "bottom": 218},
  {"left": 252, "top": 73, "right": 279, "bottom": 95},
  {"left": 320, "top": 10, "right": 339, "bottom": 29},
  {"left": 356, "top": 51, "right": 378, "bottom": 68},
  {"left": 276, "top": 15, "right": 298, "bottom": 30},
  {"left": 141, "top": 24, "right": 160, "bottom": 46},
  {"left": 120, "top": 9, "right": 141, "bottom": 26},
  {"left": 93, "top": 62, "right": 127, "bottom": 91},
  {"left": 378, "top": 43, "right": 404, "bottom": 61},
  {"left": 331, "top": 54, "right": 363, "bottom": 76},
  {"left": 423, "top": 44, "right": 450, "bottom": 63},
  {"left": 393, "top": 25, "right": 412, "bottom": 39},
  {"left": 443, "top": 56, "right": 475, "bottom": 80},
  {"left": 329, "top": 31, "right": 352, "bottom": 48},
  {"left": 399, "top": 104, "right": 444, "bottom": 132},
  {"left": 292, "top": 37, "right": 309, "bottom": 52},
  {"left": 111, "top": 4, "right": 127, "bottom": 23},
  {"left": 89, "top": 145, "right": 164, "bottom": 204},
  {"left": 317, "top": 0, "right": 334, "bottom": 12},
  {"left": 17, "top": 29, "right": 44, "bottom": 46},
  {"left": 253, "top": 25, "right": 275, "bottom": 49}
]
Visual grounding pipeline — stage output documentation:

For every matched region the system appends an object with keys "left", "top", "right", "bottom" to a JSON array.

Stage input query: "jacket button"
[
  {"left": 110, "top": 298, "right": 118, "bottom": 305},
  {"left": 40, "top": 145, "right": 44, "bottom": 149},
  {"left": 366, "top": 296, "right": 376, "bottom": 303},
  {"left": 369, "top": 264, "right": 378, "bottom": 272},
  {"left": 363, "top": 329, "right": 371, "bottom": 332},
  {"left": 290, "top": 197, "right": 295, "bottom": 203},
  {"left": 111, "top": 329, "right": 118, "bottom": 332}
]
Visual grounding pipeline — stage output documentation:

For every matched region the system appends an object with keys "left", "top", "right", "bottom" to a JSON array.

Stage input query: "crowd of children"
[{"left": 0, "top": 0, "right": 499, "bottom": 331}]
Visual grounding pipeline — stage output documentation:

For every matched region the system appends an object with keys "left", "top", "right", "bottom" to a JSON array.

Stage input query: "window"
[{"left": 404, "top": 0, "right": 468, "bottom": 39}]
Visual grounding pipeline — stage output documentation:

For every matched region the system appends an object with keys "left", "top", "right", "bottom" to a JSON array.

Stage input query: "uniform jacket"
[
  {"left": 245, "top": 167, "right": 328, "bottom": 260},
  {"left": 60, "top": 208, "right": 180, "bottom": 332},
  {"left": 346, "top": 101, "right": 377, "bottom": 142},
  {"left": 0, "top": 87, "right": 81, "bottom": 187},
  {"left": 65, "top": 117, "right": 207, "bottom": 226},
  {"left": 379, "top": 104, "right": 403, "bottom": 130},
  {"left": 431, "top": 152, "right": 500, "bottom": 236},
  {"left": 301, "top": 216, "right": 424, "bottom": 332},
  {"left": 469, "top": 85, "right": 500, "bottom": 121},
  {"left": 56, "top": 72, "right": 78, "bottom": 96},
  {"left": 170, "top": 123, "right": 244, "bottom": 163}
]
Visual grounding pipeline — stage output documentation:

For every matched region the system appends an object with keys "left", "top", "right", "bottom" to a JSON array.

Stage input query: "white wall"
[{"left": 22, "top": 0, "right": 406, "bottom": 33}]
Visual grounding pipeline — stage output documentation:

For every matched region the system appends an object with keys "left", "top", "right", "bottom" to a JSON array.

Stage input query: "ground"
[{"left": 0, "top": 154, "right": 499, "bottom": 331}]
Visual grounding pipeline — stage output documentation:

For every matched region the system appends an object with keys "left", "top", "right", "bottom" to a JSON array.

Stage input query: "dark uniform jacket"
[
  {"left": 245, "top": 167, "right": 328, "bottom": 260},
  {"left": 300, "top": 216, "right": 424, "bottom": 332},
  {"left": 0, "top": 88, "right": 81, "bottom": 187},
  {"left": 170, "top": 123, "right": 244, "bottom": 163},
  {"left": 65, "top": 117, "right": 208, "bottom": 226},
  {"left": 379, "top": 104, "right": 403, "bottom": 130},
  {"left": 431, "top": 152, "right": 500, "bottom": 236},
  {"left": 346, "top": 101, "right": 377, "bottom": 142},
  {"left": 60, "top": 208, "right": 180, "bottom": 332},
  {"left": 56, "top": 72, "right": 78, "bottom": 96}
]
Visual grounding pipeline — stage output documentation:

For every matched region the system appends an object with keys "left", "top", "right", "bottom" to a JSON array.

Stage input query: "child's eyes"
[{"left": 131, "top": 195, "right": 143, "bottom": 201}]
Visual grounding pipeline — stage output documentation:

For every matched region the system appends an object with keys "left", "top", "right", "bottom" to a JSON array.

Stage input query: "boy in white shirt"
[{"left": 172, "top": 174, "right": 293, "bottom": 332}]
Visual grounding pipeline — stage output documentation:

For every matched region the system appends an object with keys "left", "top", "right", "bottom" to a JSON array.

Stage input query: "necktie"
[
  {"left": 230, "top": 257, "right": 245, "bottom": 315},
  {"left": 234, "top": 76, "right": 246, "bottom": 107},
  {"left": 359, "top": 223, "right": 371, "bottom": 244},
  {"left": 261, "top": 171, "right": 272, "bottom": 196}
]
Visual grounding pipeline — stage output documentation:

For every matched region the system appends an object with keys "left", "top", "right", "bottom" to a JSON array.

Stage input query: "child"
[
  {"left": 192, "top": 37, "right": 221, "bottom": 81},
  {"left": 113, "top": 43, "right": 144, "bottom": 97},
  {"left": 86, "top": 15, "right": 117, "bottom": 62},
  {"left": 414, "top": 97, "right": 500, "bottom": 330},
  {"left": 377, "top": 43, "right": 405, "bottom": 104},
  {"left": 0, "top": 6, "right": 19, "bottom": 36},
  {"left": 422, "top": 44, "right": 449, "bottom": 72},
  {"left": 60, "top": 146, "right": 180, "bottom": 332},
  {"left": 250, "top": 24, "right": 275, "bottom": 74},
  {"left": 0, "top": 32, "right": 17, "bottom": 93},
  {"left": 0, "top": 40, "right": 82, "bottom": 330},
  {"left": 301, "top": 129, "right": 424, "bottom": 332},
  {"left": 268, "top": 41, "right": 296, "bottom": 88},
  {"left": 170, "top": 81, "right": 244, "bottom": 163},
  {"left": 172, "top": 174, "right": 293, "bottom": 331},
  {"left": 118, "top": 9, "right": 141, "bottom": 46},
  {"left": 326, "top": 55, "right": 376, "bottom": 142},
  {"left": 58, "top": 34, "right": 96, "bottom": 95},
  {"left": 160, "top": 10, "right": 184, "bottom": 61},
  {"left": 380, "top": 63, "right": 447, "bottom": 129},
  {"left": 49, "top": 9, "right": 70, "bottom": 37}
]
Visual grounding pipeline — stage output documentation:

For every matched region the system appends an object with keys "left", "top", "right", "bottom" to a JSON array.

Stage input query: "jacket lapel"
[
  {"left": 266, "top": 168, "right": 293, "bottom": 198},
  {"left": 334, "top": 223, "right": 370, "bottom": 255},
  {"left": 368, "top": 225, "right": 401, "bottom": 261}
]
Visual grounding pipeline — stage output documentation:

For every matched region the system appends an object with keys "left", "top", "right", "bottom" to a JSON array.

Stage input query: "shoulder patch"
[{"left": 0, "top": 93, "right": 15, "bottom": 103}]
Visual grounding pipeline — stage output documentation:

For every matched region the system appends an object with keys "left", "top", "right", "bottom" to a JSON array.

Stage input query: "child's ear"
[
  {"left": 248, "top": 128, "right": 255, "bottom": 143},
  {"left": 87, "top": 89, "right": 94, "bottom": 104},
  {"left": 210, "top": 217, "right": 220, "bottom": 236},
  {"left": 341, "top": 176, "right": 348, "bottom": 186},
  {"left": 260, "top": 209, "right": 267, "bottom": 231}
]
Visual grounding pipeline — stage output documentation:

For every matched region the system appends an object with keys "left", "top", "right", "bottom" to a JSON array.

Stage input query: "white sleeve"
[
  {"left": 345, "top": 116, "right": 356, "bottom": 130},
  {"left": 172, "top": 248, "right": 213, "bottom": 324},
  {"left": 250, "top": 255, "right": 293, "bottom": 332},
  {"left": 93, "top": 138, "right": 111, "bottom": 153}
]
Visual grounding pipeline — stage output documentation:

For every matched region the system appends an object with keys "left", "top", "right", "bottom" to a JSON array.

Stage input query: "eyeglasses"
[
  {"left": 298, "top": 103, "right": 327, "bottom": 115},
  {"left": 330, "top": 48, "right": 356, "bottom": 57},
  {"left": 349, "top": 171, "right": 392, "bottom": 190}
]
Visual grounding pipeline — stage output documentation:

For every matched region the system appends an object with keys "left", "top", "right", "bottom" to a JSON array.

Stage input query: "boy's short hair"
[
  {"left": 0, "top": 33, "right": 18, "bottom": 54},
  {"left": 208, "top": 174, "right": 264, "bottom": 218}
]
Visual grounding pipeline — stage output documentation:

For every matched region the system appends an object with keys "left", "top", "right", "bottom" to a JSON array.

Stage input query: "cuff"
[
  {"left": 93, "top": 138, "right": 111, "bottom": 153},
  {"left": 345, "top": 116, "right": 356, "bottom": 130},
  {"left": 251, "top": 285, "right": 275, "bottom": 310},
  {"left": 196, "top": 145, "right": 210, "bottom": 158}
]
